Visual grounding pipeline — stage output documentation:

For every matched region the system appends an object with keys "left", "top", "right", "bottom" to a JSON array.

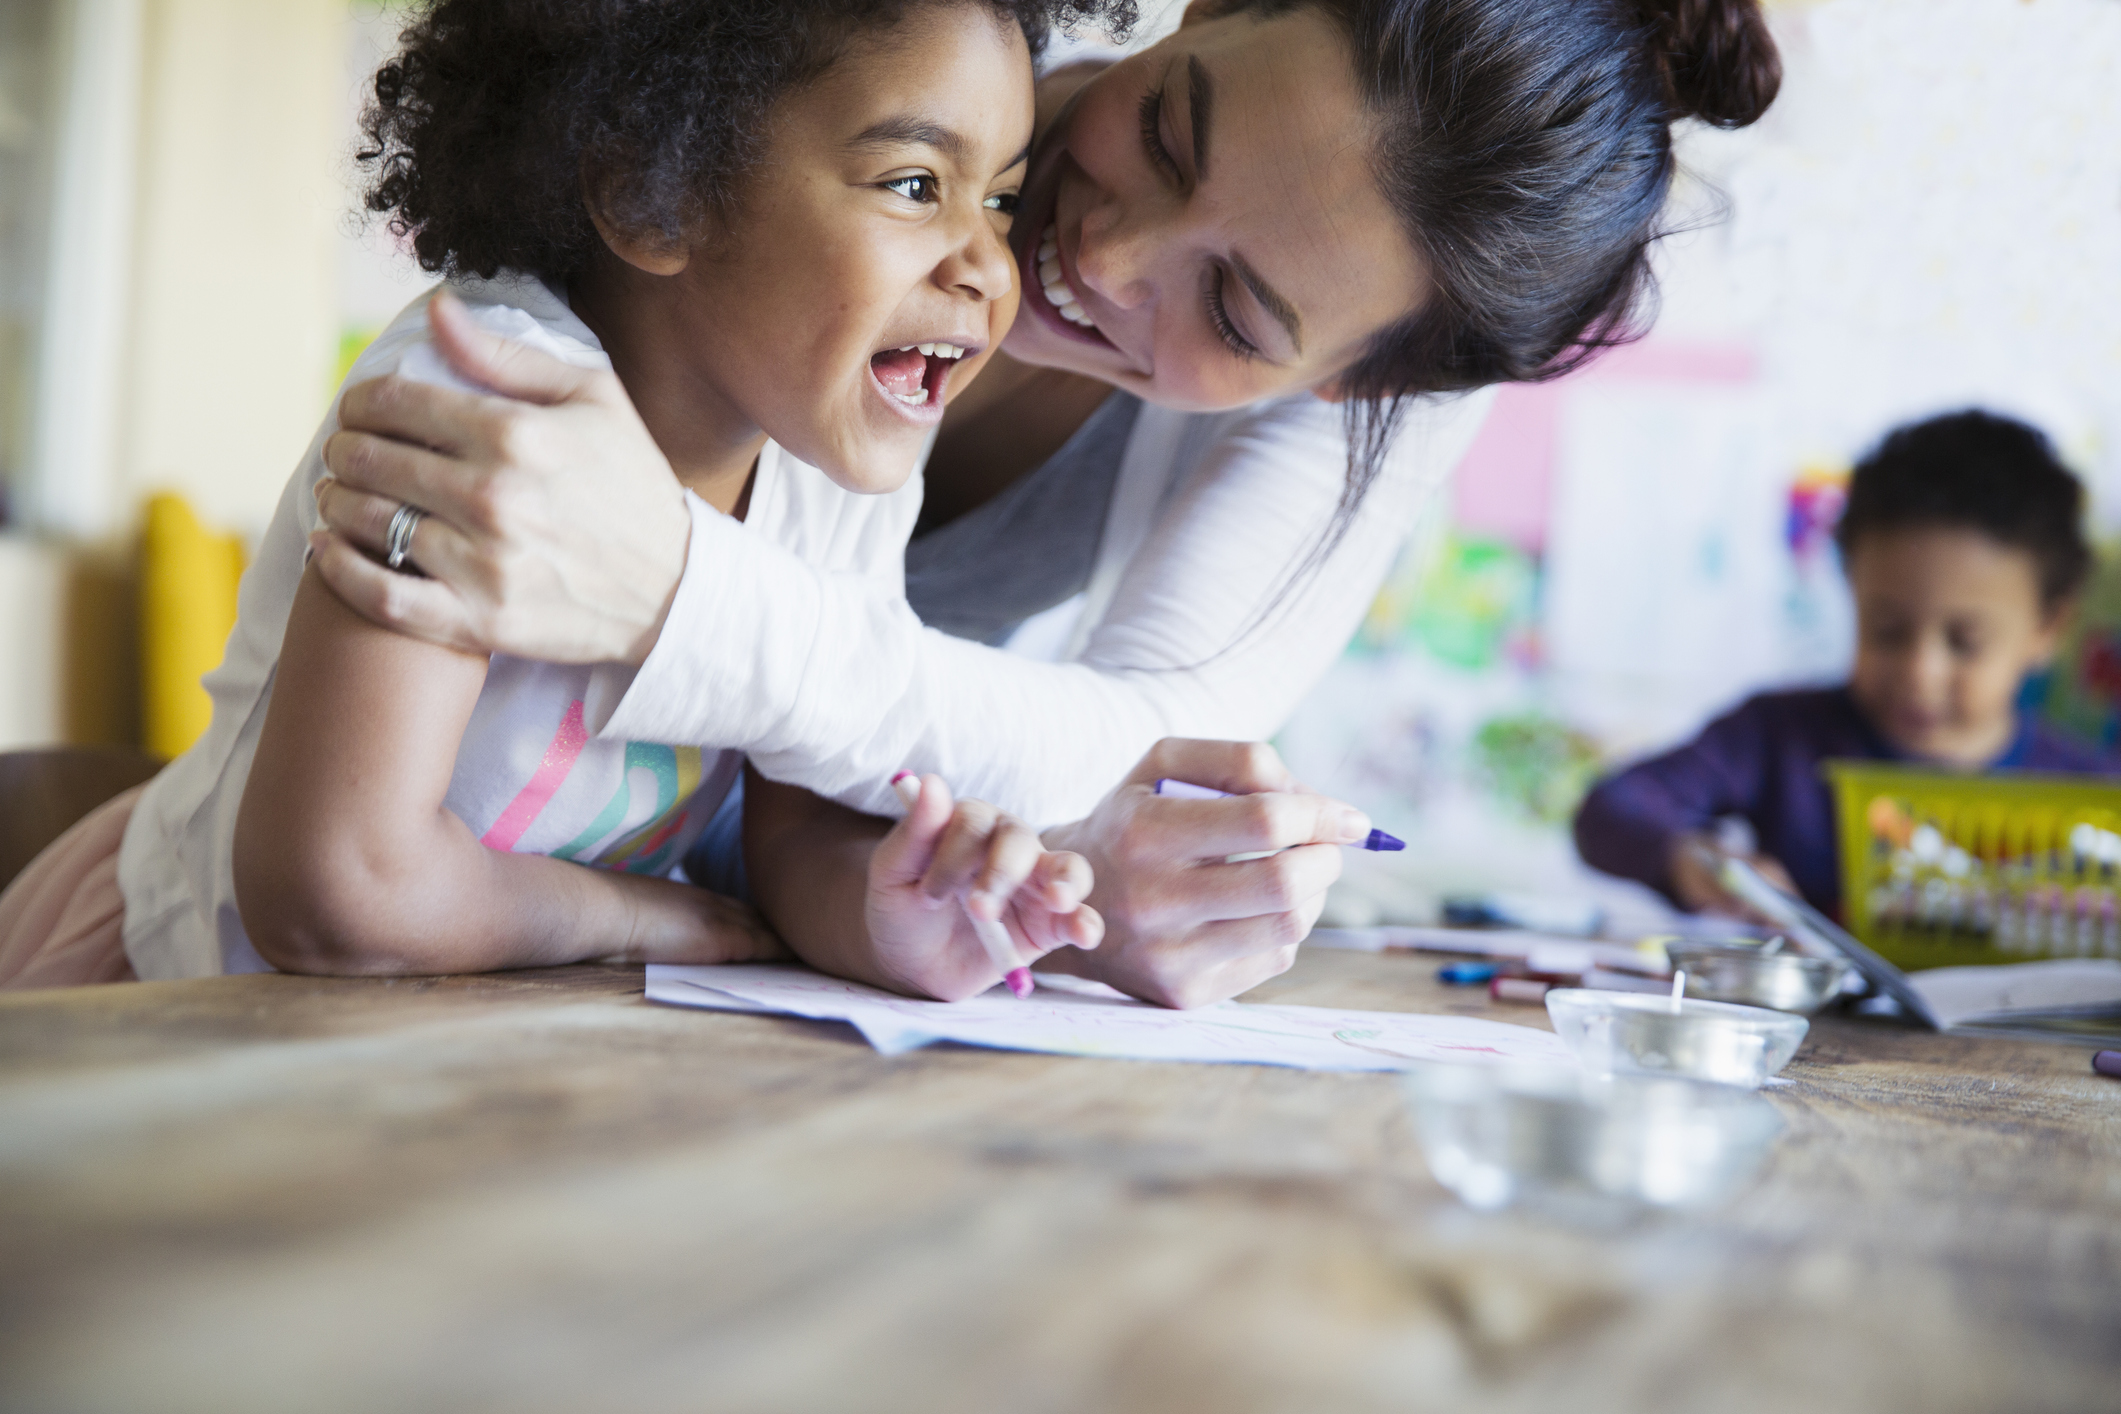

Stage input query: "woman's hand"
[
  {"left": 311, "top": 292, "right": 690, "bottom": 665},
  {"left": 867, "top": 775, "right": 1103, "bottom": 1001},
  {"left": 1038, "top": 739, "right": 1373, "bottom": 1010}
]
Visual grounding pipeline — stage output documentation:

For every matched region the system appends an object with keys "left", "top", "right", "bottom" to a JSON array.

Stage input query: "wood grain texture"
[{"left": 1, "top": 949, "right": 2115, "bottom": 1414}]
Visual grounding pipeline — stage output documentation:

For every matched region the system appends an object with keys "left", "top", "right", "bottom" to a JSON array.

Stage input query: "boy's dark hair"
[
  {"left": 358, "top": 0, "right": 1129, "bottom": 284},
  {"left": 1836, "top": 409, "right": 2093, "bottom": 609}
]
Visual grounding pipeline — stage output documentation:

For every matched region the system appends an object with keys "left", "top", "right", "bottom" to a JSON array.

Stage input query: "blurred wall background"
[{"left": 3, "top": 0, "right": 352, "bottom": 749}]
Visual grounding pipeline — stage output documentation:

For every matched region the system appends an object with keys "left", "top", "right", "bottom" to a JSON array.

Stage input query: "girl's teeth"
[
  {"left": 891, "top": 389, "right": 929, "bottom": 406},
  {"left": 917, "top": 343, "right": 936, "bottom": 356}
]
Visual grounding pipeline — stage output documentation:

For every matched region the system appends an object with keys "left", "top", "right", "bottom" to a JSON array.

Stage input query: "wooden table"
[{"left": 2, "top": 948, "right": 2115, "bottom": 1413}]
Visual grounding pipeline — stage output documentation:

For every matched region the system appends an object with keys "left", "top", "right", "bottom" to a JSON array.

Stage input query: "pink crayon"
[{"left": 892, "top": 771, "right": 1035, "bottom": 998}]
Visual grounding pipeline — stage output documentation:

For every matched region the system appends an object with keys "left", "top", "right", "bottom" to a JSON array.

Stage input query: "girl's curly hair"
[{"left": 359, "top": 0, "right": 1130, "bottom": 283}]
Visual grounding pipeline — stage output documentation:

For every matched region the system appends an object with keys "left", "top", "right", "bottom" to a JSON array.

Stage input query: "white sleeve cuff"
[{"left": 590, "top": 491, "right": 823, "bottom": 746}]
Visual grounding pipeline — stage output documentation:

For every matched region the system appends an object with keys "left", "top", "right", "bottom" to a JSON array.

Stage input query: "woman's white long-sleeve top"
[{"left": 595, "top": 386, "right": 1495, "bottom": 827}]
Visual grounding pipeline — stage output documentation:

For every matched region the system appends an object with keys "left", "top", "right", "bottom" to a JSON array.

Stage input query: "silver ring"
[{"left": 384, "top": 502, "right": 425, "bottom": 571}]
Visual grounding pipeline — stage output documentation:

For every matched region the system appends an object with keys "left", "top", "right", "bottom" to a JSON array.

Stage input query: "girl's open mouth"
[{"left": 869, "top": 342, "right": 971, "bottom": 411}]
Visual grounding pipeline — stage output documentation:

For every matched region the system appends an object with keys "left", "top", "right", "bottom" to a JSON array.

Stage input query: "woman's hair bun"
[{"left": 1639, "top": 0, "right": 1782, "bottom": 128}]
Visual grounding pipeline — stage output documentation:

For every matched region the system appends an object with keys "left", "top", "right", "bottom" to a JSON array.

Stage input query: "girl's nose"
[
  {"left": 1072, "top": 197, "right": 1155, "bottom": 311},
  {"left": 941, "top": 210, "right": 1017, "bottom": 305}
]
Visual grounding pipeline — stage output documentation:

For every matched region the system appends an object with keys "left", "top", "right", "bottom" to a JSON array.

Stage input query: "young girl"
[
  {"left": 0, "top": 0, "right": 1111, "bottom": 992},
  {"left": 1575, "top": 410, "right": 2119, "bottom": 920}
]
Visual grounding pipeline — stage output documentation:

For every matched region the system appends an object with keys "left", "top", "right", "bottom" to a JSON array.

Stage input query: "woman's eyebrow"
[{"left": 1187, "top": 55, "right": 1214, "bottom": 179}]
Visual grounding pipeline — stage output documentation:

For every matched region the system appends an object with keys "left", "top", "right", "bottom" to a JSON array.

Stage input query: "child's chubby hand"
[
  {"left": 867, "top": 774, "right": 1103, "bottom": 1001},
  {"left": 1670, "top": 832, "right": 1802, "bottom": 925}
]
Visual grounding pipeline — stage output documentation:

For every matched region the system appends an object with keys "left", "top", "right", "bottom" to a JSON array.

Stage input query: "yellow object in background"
[
  {"left": 139, "top": 494, "right": 245, "bottom": 759},
  {"left": 1827, "top": 760, "right": 2121, "bottom": 970}
]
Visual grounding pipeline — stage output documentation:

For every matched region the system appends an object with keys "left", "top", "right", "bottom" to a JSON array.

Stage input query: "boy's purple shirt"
[{"left": 1572, "top": 686, "right": 2121, "bottom": 918}]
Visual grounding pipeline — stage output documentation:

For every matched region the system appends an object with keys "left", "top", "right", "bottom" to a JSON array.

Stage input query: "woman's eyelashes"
[
  {"left": 1138, "top": 80, "right": 1257, "bottom": 363},
  {"left": 1207, "top": 267, "right": 1261, "bottom": 361},
  {"left": 1138, "top": 85, "right": 1180, "bottom": 181}
]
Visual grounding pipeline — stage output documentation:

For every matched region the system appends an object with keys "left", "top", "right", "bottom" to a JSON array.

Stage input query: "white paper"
[
  {"left": 1906, "top": 959, "right": 2121, "bottom": 1029},
  {"left": 647, "top": 965, "right": 1577, "bottom": 1071}
]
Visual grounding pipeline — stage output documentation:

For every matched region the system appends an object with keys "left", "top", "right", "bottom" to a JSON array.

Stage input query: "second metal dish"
[{"left": 1665, "top": 941, "right": 1852, "bottom": 1015}]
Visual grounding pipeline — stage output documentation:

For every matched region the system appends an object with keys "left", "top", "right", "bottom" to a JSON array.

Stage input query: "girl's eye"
[
  {"left": 1138, "top": 85, "right": 1180, "bottom": 181},
  {"left": 1206, "top": 266, "right": 1261, "bottom": 362},
  {"left": 885, "top": 175, "right": 938, "bottom": 203},
  {"left": 984, "top": 192, "right": 1020, "bottom": 216}
]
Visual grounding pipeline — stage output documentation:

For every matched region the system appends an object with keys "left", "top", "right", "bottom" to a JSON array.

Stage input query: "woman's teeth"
[
  {"left": 1037, "top": 225, "right": 1096, "bottom": 329},
  {"left": 896, "top": 343, "right": 969, "bottom": 359}
]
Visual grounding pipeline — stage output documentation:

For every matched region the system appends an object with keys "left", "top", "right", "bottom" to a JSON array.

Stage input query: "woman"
[{"left": 309, "top": 0, "right": 1781, "bottom": 1005}]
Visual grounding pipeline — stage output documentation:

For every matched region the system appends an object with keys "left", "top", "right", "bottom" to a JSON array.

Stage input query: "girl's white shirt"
[
  {"left": 598, "top": 381, "right": 1495, "bottom": 827},
  {"left": 116, "top": 275, "right": 919, "bottom": 979}
]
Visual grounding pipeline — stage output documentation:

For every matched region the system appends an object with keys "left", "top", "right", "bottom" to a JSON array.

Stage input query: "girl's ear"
[
  {"left": 588, "top": 209, "right": 690, "bottom": 277},
  {"left": 582, "top": 173, "right": 690, "bottom": 276}
]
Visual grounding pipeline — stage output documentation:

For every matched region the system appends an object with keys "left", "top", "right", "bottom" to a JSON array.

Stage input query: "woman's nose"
[{"left": 1072, "top": 198, "right": 1155, "bottom": 311}]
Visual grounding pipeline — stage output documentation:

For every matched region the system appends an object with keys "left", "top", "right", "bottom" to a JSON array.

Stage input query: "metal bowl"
[
  {"left": 1402, "top": 1061, "right": 1785, "bottom": 1214},
  {"left": 1545, "top": 989, "right": 1809, "bottom": 1089},
  {"left": 1665, "top": 942, "right": 1852, "bottom": 1015}
]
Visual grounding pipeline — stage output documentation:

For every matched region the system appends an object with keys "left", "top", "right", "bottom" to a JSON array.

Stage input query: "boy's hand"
[
  {"left": 867, "top": 775, "right": 1102, "bottom": 1001},
  {"left": 1669, "top": 832, "right": 1801, "bottom": 925}
]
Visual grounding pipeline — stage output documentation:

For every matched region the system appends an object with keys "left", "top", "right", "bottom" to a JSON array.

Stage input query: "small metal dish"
[
  {"left": 1402, "top": 1062, "right": 1785, "bottom": 1215},
  {"left": 1545, "top": 989, "right": 1809, "bottom": 1089},
  {"left": 1665, "top": 941, "right": 1852, "bottom": 1015}
]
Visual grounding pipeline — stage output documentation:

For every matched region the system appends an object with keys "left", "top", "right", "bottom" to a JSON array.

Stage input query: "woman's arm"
[
  {"left": 313, "top": 309, "right": 1490, "bottom": 825},
  {"left": 232, "top": 568, "right": 778, "bottom": 975}
]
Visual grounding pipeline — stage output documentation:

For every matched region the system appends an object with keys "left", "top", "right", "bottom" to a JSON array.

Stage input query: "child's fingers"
[
  {"left": 1028, "top": 849, "right": 1093, "bottom": 913},
  {"left": 916, "top": 798, "right": 1012, "bottom": 902},
  {"left": 1009, "top": 897, "right": 1105, "bottom": 957},
  {"left": 871, "top": 774, "right": 957, "bottom": 895}
]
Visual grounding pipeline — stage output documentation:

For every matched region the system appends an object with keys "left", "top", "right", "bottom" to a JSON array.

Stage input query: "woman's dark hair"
[
  {"left": 1221, "top": 0, "right": 1779, "bottom": 613},
  {"left": 359, "top": 0, "right": 1130, "bottom": 283},
  {"left": 1836, "top": 410, "right": 2093, "bottom": 610}
]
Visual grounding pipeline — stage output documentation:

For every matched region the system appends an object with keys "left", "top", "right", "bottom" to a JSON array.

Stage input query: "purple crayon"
[{"left": 1153, "top": 778, "right": 1406, "bottom": 852}]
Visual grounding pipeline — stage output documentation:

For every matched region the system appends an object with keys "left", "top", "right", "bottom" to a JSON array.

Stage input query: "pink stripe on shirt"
[{"left": 479, "top": 699, "right": 589, "bottom": 852}]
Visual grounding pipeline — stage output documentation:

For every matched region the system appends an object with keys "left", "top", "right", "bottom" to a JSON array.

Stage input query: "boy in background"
[{"left": 1574, "top": 409, "right": 2117, "bottom": 920}]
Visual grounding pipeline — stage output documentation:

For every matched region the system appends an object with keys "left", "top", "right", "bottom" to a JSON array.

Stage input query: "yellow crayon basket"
[{"left": 1826, "top": 760, "right": 2121, "bottom": 970}]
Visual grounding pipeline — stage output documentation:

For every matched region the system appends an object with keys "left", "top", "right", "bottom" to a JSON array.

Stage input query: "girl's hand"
[
  {"left": 1037, "top": 739, "right": 1370, "bottom": 1010},
  {"left": 866, "top": 775, "right": 1102, "bottom": 1001},
  {"left": 312, "top": 292, "right": 690, "bottom": 665}
]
